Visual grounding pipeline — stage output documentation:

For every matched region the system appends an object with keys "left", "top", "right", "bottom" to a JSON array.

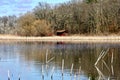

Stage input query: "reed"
[
  {"left": 70, "top": 63, "right": 74, "bottom": 76},
  {"left": 78, "top": 66, "right": 81, "bottom": 74},
  {"left": 42, "top": 65, "right": 44, "bottom": 80},
  {"left": 62, "top": 59, "right": 64, "bottom": 76},
  {"left": 47, "top": 57, "right": 55, "bottom": 63},
  {"left": 95, "top": 49, "right": 109, "bottom": 66},
  {"left": 8, "top": 70, "right": 10, "bottom": 80},
  {"left": 74, "top": 73, "right": 77, "bottom": 80},
  {"left": 111, "top": 65, "right": 114, "bottom": 75},
  {"left": 88, "top": 76, "right": 91, "bottom": 80},
  {"left": 102, "top": 49, "right": 109, "bottom": 59},
  {"left": 95, "top": 50, "right": 104, "bottom": 66},
  {"left": 111, "top": 52, "right": 114, "bottom": 64},
  {"left": 18, "top": 73, "right": 20, "bottom": 80},
  {"left": 95, "top": 66, "right": 106, "bottom": 80},
  {"left": 102, "top": 60, "right": 110, "bottom": 72},
  {"left": 45, "top": 49, "right": 54, "bottom": 64},
  {"left": 78, "top": 66, "right": 81, "bottom": 80},
  {"left": 51, "top": 67, "right": 55, "bottom": 80},
  {"left": 46, "top": 49, "right": 48, "bottom": 64},
  {"left": 108, "top": 77, "right": 110, "bottom": 80}
]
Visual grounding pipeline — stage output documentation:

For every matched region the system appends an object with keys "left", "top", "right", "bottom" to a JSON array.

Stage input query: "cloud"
[
  {"left": 8, "top": 0, "right": 16, "bottom": 3},
  {"left": 0, "top": 1, "right": 9, "bottom": 6},
  {"left": 0, "top": 0, "right": 34, "bottom": 15},
  {"left": 18, "top": 0, "right": 33, "bottom": 4},
  {"left": 0, "top": 0, "right": 70, "bottom": 16},
  {"left": 16, "top": 5, "right": 32, "bottom": 9},
  {"left": 0, "top": 9, "right": 8, "bottom": 14}
]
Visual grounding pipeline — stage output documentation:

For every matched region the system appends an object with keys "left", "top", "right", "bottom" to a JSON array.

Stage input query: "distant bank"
[{"left": 0, "top": 35, "right": 120, "bottom": 43}]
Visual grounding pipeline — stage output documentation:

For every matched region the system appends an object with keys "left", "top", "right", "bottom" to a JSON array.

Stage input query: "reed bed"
[
  {"left": 5, "top": 45, "right": 117, "bottom": 80},
  {"left": 94, "top": 49, "right": 117, "bottom": 80}
]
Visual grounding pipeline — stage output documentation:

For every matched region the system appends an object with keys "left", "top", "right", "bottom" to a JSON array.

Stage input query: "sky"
[{"left": 0, "top": 0, "right": 70, "bottom": 17}]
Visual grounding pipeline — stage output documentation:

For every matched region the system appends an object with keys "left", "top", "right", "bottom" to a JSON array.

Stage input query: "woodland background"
[{"left": 0, "top": 0, "right": 120, "bottom": 36}]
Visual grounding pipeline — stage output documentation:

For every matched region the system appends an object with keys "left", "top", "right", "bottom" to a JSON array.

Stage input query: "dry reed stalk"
[
  {"left": 18, "top": 73, "right": 20, "bottom": 80},
  {"left": 95, "top": 49, "right": 109, "bottom": 66},
  {"left": 42, "top": 65, "right": 44, "bottom": 80},
  {"left": 8, "top": 70, "right": 10, "bottom": 80},
  {"left": 95, "top": 50, "right": 104, "bottom": 66},
  {"left": 51, "top": 67, "right": 55, "bottom": 80},
  {"left": 95, "top": 66, "right": 106, "bottom": 80},
  {"left": 47, "top": 57, "right": 55, "bottom": 63},
  {"left": 62, "top": 59, "right": 64, "bottom": 76},
  {"left": 70, "top": 63, "right": 74, "bottom": 76},
  {"left": 111, "top": 65, "right": 114, "bottom": 76},
  {"left": 111, "top": 52, "right": 114, "bottom": 64},
  {"left": 46, "top": 49, "right": 48, "bottom": 64},
  {"left": 102, "top": 60, "right": 110, "bottom": 72}
]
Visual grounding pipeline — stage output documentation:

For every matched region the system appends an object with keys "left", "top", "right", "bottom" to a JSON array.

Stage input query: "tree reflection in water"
[{"left": 0, "top": 42, "right": 120, "bottom": 80}]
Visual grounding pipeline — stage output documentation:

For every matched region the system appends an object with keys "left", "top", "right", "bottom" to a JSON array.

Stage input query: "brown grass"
[{"left": 0, "top": 34, "right": 120, "bottom": 43}]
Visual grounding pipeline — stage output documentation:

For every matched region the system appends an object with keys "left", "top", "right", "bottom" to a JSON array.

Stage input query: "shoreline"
[{"left": 0, "top": 35, "right": 120, "bottom": 43}]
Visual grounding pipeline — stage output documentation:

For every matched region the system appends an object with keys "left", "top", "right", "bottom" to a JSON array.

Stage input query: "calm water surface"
[{"left": 0, "top": 42, "right": 120, "bottom": 80}]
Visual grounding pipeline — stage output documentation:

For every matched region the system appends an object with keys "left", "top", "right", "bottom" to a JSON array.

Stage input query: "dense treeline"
[{"left": 0, "top": 0, "right": 120, "bottom": 36}]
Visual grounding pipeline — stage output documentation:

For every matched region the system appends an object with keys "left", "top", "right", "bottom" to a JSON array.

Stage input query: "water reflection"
[{"left": 0, "top": 42, "right": 120, "bottom": 80}]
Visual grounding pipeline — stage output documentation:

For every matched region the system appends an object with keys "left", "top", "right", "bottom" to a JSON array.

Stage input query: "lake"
[{"left": 0, "top": 42, "right": 120, "bottom": 80}]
